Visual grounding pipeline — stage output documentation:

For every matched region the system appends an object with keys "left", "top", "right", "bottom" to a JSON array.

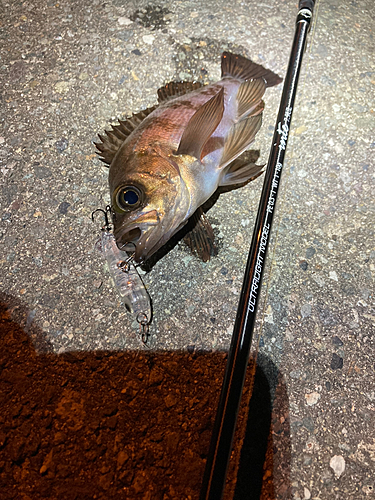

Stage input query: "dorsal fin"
[
  {"left": 94, "top": 106, "right": 157, "bottom": 166},
  {"left": 177, "top": 88, "right": 224, "bottom": 160},
  {"left": 221, "top": 51, "right": 283, "bottom": 88},
  {"left": 157, "top": 81, "right": 202, "bottom": 103}
]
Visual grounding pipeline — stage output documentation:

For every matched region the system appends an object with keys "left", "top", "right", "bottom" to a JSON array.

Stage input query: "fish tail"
[{"left": 221, "top": 52, "right": 283, "bottom": 87}]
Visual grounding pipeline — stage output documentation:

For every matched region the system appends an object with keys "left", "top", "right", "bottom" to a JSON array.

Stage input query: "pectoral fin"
[
  {"left": 177, "top": 88, "right": 225, "bottom": 160},
  {"left": 220, "top": 151, "right": 264, "bottom": 186},
  {"left": 237, "top": 79, "right": 266, "bottom": 120},
  {"left": 183, "top": 207, "right": 217, "bottom": 262},
  {"left": 219, "top": 114, "right": 262, "bottom": 170}
]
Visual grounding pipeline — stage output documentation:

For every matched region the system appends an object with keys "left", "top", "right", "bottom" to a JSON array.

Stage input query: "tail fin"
[{"left": 221, "top": 52, "right": 283, "bottom": 87}]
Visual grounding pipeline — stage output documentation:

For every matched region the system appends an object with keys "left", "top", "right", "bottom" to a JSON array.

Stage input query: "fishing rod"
[{"left": 199, "top": 1, "right": 317, "bottom": 498}]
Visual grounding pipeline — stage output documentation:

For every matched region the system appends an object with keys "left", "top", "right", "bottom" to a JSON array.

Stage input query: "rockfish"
[{"left": 95, "top": 52, "right": 282, "bottom": 263}]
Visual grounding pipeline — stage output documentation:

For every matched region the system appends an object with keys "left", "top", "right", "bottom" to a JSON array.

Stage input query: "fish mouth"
[
  {"left": 116, "top": 225, "right": 165, "bottom": 263},
  {"left": 113, "top": 208, "right": 186, "bottom": 263},
  {"left": 115, "top": 227, "right": 143, "bottom": 253},
  {"left": 113, "top": 209, "right": 161, "bottom": 261}
]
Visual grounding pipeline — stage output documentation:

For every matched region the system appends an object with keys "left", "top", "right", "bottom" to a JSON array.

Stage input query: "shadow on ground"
[
  {"left": 234, "top": 352, "right": 291, "bottom": 500},
  {"left": 0, "top": 292, "right": 290, "bottom": 499}
]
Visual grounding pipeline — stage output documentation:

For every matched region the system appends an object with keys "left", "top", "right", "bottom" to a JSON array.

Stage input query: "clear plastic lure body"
[{"left": 101, "top": 230, "right": 152, "bottom": 328}]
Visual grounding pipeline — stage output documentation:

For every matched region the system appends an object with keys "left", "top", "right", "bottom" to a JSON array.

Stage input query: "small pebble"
[
  {"left": 305, "top": 392, "right": 320, "bottom": 406},
  {"left": 305, "top": 247, "right": 316, "bottom": 259},
  {"left": 54, "top": 81, "right": 70, "bottom": 94},
  {"left": 59, "top": 201, "right": 70, "bottom": 215},
  {"left": 55, "top": 138, "right": 69, "bottom": 152},
  {"left": 329, "top": 271, "right": 338, "bottom": 281},
  {"left": 330, "top": 455, "right": 345, "bottom": 478},
  {"left": 330, "top": 353, "right": 343, "bottom": 370},
  {"left": 142, "top": 34, "right": 154, "bottom": 45},
  {"left": 34, "top": 165, "right": 52, "bottom": 179},
  {"left": 118, "top": 17, "right": 132, "bottom": 26},
  {"left": 301, "top": 304, "right": 312, "bottom": 318},
  {"left": 332, "top": 336, "right": 343, "bottom": 346},
  {"left": 187, "top": 345, "right": 195, "bottom": 354}
]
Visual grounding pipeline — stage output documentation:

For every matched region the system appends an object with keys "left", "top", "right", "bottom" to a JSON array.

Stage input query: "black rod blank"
[{"left": 199, "top": 2, "right": 316, "bottom": 499}]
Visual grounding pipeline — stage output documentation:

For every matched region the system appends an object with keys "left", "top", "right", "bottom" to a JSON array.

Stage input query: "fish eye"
[{"left": 115, "top": 186, "right": 142, "bottom": 211}]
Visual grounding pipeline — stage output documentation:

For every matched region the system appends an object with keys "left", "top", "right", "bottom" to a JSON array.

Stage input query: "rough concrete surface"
[{"left": 0, "top": 0, "right": 374, "bottom": 498}]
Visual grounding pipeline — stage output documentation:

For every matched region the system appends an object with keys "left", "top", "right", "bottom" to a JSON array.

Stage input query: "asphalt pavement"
[{"left": 1, "top": 0, "right": 374, "bottom": 498}]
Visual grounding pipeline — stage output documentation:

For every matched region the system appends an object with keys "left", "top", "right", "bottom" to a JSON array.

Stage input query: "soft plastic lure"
[{"left": 92, "top": 208, "right": 152, "bottom": 343}]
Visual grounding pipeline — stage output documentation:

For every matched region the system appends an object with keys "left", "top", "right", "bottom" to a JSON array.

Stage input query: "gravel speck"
[
  {"left": 34, "top": 165, "right": 52, "bottom": 179},
  {"left": 58, "top": 202, "right": 70, "bottom": 215},
  {"left": 299, "top": 260, "right": 308, "bottom": 270},
  {"left": 55, "top": 138, "right": 69, "bottom": 152},
  {"left": 332, "top": 336, "right": 343, "bottom": 346},
  {"left": 305, "top": 247, "right": 316, "bottom": 259},
  {"left": 330, "top": 353, "right": 343, "bottom": 370},
  {"left": 330, "top": 455, "right": 345, "bottom": 478}
]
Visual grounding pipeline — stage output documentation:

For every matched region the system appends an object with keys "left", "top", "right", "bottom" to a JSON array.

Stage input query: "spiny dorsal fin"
[
  {"left": 237, "top": 78, "right": 266, "bottom": 120},
  {"left": 94, "top": 106, "right": 157, "bottom": 166},
  {"left": 219, "top": 114, "right": 262, "bottom": 170},
  {"left": 183, "top": 207, "right": 217, "bottom": 262},
  {"left": 221, "top": 52, "right": 283, "bottom": 88},
  {"left": 157, "top": 81, "right": 202, "bottom": 103},
  {"left": 177, "top": 87, "right": 224, "bottom": 160}
]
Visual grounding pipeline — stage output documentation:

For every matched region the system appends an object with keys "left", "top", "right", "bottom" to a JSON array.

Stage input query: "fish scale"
[{"left": 130, "top": 84, "right": 225, "bottom": 153}]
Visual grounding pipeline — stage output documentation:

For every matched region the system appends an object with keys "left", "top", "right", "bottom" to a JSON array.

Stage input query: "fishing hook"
[{"left": 91, "top": 205, "right": 113, "bottom": 231}]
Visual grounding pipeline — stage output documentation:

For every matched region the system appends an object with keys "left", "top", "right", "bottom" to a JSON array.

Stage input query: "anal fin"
[{"left": 183, "top": 207, "right": 217, "bottom": 262}]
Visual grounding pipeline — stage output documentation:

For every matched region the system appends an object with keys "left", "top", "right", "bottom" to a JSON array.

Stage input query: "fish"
[{"left": 95, "top": 51, "right": 282, "bottom": 264}]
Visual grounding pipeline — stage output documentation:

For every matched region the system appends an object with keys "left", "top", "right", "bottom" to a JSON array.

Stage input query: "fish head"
[{"left": 109, "top": 150, "right": 190, "bottom": 263}]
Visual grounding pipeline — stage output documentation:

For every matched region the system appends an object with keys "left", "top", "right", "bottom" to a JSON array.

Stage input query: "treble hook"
[{"left": 91, "top": 205, "right": 112, "bottom": 231}]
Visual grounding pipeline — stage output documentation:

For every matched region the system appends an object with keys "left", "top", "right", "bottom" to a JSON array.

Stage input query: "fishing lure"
[{"left": 92, "top": 207, "right": 152, "bottom": 343}]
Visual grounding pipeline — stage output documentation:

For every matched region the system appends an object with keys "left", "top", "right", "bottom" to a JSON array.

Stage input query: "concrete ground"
[{"left": 1, "top": 0, "right": 374, "bottom": 498}]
